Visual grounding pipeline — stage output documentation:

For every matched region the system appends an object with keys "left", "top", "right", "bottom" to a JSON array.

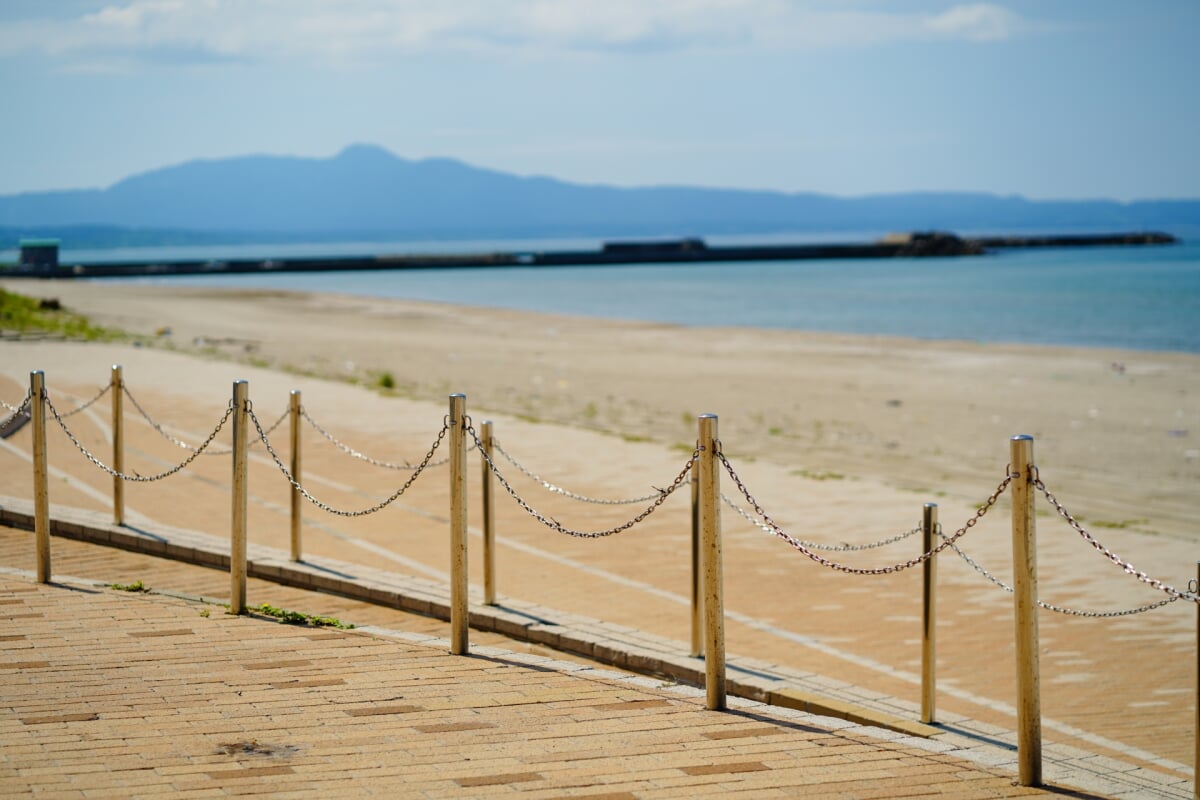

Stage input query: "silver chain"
[
  {"left": 493, "top": 439, "right": 665, "bottom": 505},
  {"left": 472, "top": 422, "right": 694, "bottom": 538},
  {"left": 937, "top": 527, "right": 1178, "bottom": 617},
  {"left": 45, "top": 391, "right": 234, "bottom": 482},
  {"left": 2, "top": 389, "right": 33, "bottom": 420},
  {"left": 255, "top": 407, "right": 290, "bottom": 441},
  {"left": 58, "top": 384, "right": 111, "bottom": 418},
  {"left": 122, "top": 384, "right": 283, "bottom": 455},
  {"left": 123, "top": 384, "right": 226, "bottom": 453},
  {"left": 251, "top": 405, "right": 449, "bottom": 517},
  {"left": 722, "top": 493, "right": 921, "bottom": 551},
  {"left": 301, "top": 406, "right": 449, "bottom": 470},
  {"left": 720, "top": 449, "right": 1012, "bottom": 575},
  {"left": 1034, "top": 472, "right": 1199, "bottom": 604}
]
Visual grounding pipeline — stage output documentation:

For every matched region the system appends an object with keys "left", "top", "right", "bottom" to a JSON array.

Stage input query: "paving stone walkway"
[
  {"left": 0, "top": 507, "right": 1194, "bottom": 798},
  {"left": 1, "top": 561, "right": 1062, "bottom": 798}
]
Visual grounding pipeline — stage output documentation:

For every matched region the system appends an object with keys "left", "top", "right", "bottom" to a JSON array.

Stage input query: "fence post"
[
  {"left": 698, "top": 414, "right": 726, "bottom": 710},
  {"left": 230, "top": 380, "right": 249, "bottom": 615},
  {"left": 481, "top": 420, "right": 496, "bottom": 606},
  {"left": 449, "top": 394, "right": 469, "bottom": 654},
  {"left": 111, "top": 365, "right": 124, "bottom": 526},
  {"left": 289, "top": 390, "right": 302, "bottom": 562},
  {"left": 691, "top": 464, "right": 703, "bottom": 658},
  {"left": 921, "top": 502, "right": 938, "bottom": 724},
  {"left": 1011, "top": 434, "right": 1042, "bottom": 786},
  {"left": 30, "top": 371, "right": 50, "bottom": 584}
]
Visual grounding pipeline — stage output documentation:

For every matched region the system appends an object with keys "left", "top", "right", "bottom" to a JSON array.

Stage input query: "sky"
[{"left": 0, "top": 1, "right": 1197, "bottom": 201}]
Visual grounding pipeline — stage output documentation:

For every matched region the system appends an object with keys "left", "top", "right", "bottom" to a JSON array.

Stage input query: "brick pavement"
[
  {"left": 0, "top": 510, "right": 1195, "bottom": 798},
  {"left": 2, "top": 548, "right": 1068, "bottom": 798}
]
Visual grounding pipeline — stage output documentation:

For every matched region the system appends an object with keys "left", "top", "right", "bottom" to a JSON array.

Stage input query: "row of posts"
[{"left": 24, "top": 369, "right": 1199, "bottom": 789}]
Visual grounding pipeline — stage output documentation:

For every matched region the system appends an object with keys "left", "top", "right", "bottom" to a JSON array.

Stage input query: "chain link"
[
  {"left": 45, "top": 391, "right": 234, "bottom": 482},
  {"left": 2, "top": 389, "right": 33, "bottom": 420},
  {"left": 937, "top": 526, "right": 1178, "bottom": 617},
  {"left": 255, "top": 407, "right": 290, "bottom": 441},
  {"left": 123, "top": 384, "right": 228, "bottom": 454},
  {"left": 493, "top": 439, "right": 665, "bottom": 505},
  {"left": 721, "top": 493, "right": 920, "bottom": 551},
  {"left": 720, "top": 450, "right": 1012, "bottom": 575},
  {"left": 57, "top": 384, "right": 111, "bottom": 418},
  {"left": 122, "top": 384, "right": 283, "bottom": 455},
  {"left": 251, "top": 406, "right": 448, "bottom": 517},
  {"left": 473, "top": 423, "right": 693, "bottom": 538},
  {"left": 301, "top": 406, "right": 449, "bottom": 470},
  {"left": 1034, "top": 473, "right": 1199, "bottom": 604}
]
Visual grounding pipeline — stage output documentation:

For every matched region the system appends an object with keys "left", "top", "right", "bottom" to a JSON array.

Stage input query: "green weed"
[
  {"left": 0, "top": 289, "right": 122, "bottom": 341},
  {"left": 791, "top": 469, "right": 845, "bottom": 481},
  {"left": 251, "top": 603, "right": 354, "bottom": 629},
  {"left": 1092, "top": 518, "right": 1149, "bottom": 530},
  {"left": 109, "top": 580, "right": 148, "bottom": 592}
]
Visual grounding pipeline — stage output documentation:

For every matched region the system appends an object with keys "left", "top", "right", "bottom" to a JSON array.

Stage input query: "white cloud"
[
  {"left": 924, "top": 3, "right": 1020, "bottom": 42},
  {"left": 0, "top": 1, "right": 1030, "bottom": 66}
]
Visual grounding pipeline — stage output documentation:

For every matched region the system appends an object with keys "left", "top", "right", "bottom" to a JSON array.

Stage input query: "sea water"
[{"left": 12, "top": 237, "right": 1200, "bottom": 353}]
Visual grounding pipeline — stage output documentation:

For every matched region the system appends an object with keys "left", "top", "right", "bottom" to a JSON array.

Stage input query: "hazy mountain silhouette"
[{"left": 1, "top": 144, "right": 1197, "bottom": 243}]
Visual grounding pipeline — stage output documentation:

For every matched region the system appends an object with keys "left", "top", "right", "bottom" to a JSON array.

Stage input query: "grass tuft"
[
  {"left": 109, "top": 580, "right": 149, "bottom": 592},
  {"left": 251, "top": 603, "right": 354, "bottom": 629},
  {"left": 0, "top": 289, "right": 123, "bottom": 341}
]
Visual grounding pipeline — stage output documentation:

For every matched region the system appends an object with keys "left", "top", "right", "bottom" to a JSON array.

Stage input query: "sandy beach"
[
  {"left": 5, "top": 279, "right": 1198, "bottom": 539},
  {"left": 2, "top": 278, "right": 1199, "bottom": 772}
]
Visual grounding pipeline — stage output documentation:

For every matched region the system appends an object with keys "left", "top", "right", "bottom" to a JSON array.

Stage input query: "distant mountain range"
[{"left": 2, "top": 144, "right": 1198, "bottom": 248}]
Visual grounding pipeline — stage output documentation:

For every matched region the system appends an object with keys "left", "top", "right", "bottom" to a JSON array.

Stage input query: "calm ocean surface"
[{"left": 13, "top": 236, "right": 1200, "bottom": 353}]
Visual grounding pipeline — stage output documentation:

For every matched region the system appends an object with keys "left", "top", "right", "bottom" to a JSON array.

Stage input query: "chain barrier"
[
  {"left": 493, "top": 439, "right": 665, "bottom": 505},
  {"left": 721, "top": 493, "right": 921, "bottom": 551},
  {"left": 45, "top": 392, "right": 234, "bottom": 482},
  {"left": 123, "top": 384, "right": 227, "bottom": 454},
  {"left": 301, "top": 405, "right": 450, "bottom": 470},
  {"left": 58, "top": 383, "right": 111, "bottom": 418},
  {"left": 471, "top": 421, "right": 694, "bottom": 538},
  {"left": 254, "top": 407, "right": 290, "bottom": 442},
  {"left": 123, "top": 384, "right": 284, "bottom": 455},
  {"left": 720, "top": 449, "right": 1013, "bottom": 575},
  {"left": 2, "top": 389, "right": 33, "bottom": 421},
  {"left": 1034, "top": 471, "right": 1200, "bottom": 604},
  {"left": 936, "top": 526, "right": 1178, "bottom": 617},
  {"left": 251, "top": 405, "right": 449, "bottom": 517}
]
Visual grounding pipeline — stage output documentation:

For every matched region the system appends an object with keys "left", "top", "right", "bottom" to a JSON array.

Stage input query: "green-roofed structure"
[{"left": 19, "top": 239, "right": 59, "bottom": 272}]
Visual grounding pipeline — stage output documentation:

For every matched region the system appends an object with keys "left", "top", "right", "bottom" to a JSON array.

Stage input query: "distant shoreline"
[{"left": 3, "top": 230, "right": 1177, "bottom": 279}]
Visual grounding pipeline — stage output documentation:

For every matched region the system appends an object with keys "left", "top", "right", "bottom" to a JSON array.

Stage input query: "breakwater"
[{"left": 6, "top": 230, "right": 1177, "bottom": 279}]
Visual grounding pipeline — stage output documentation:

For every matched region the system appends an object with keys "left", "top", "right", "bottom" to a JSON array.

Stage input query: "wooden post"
[
  {"left": 691, "top": 464, "right": 703, "bottom": 657},
  {"left": 230, "top": 380, "right": 249, "bottom": 614},
  {"left": 921, "top": 502, "right": 938, "bottom": 724},
  {"left": 31, "top": 371, "right": 50, "bottom": 584},
  {"left": 1011, "top": 434, "right": 1042, "bottom": 786},
  {"left": 289, "top": 390, "right": 302, "bottom": 562},
  {"left": 698, "top": 414, "right": 726, "bottom": 710},
  {"left": 481, "top": 420, "right": 496, "bottom": 605},
  {"left": 449, "top": 394, "right": 469, "bottom": 654},
  {"left": 111, "top": 365, "right": 124, "bottom": 526}
]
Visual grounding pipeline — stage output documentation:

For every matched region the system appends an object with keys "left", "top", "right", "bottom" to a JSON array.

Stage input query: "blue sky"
[{"left": 1, "top": 1, "right": 1196, "bottom": 200}]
